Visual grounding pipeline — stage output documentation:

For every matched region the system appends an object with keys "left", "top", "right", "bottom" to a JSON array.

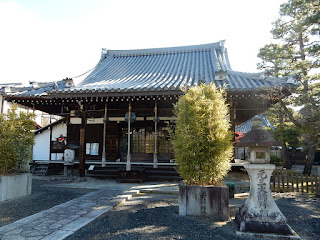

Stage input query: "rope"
[{"left": 71, "top": 67, "right": 95, "bottom": 79}]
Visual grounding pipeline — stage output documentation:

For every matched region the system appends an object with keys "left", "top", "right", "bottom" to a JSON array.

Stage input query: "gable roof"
[{"left": 52, "top": 41, "right": 288, "bottom": 95}]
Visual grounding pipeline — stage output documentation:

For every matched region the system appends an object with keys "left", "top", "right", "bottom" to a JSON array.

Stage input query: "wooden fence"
[{"left": 271, "top": 169, "right": 320, "bottom": 195}]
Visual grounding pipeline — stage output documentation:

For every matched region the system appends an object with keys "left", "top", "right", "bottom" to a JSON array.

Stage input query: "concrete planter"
[
  {"left": 179, "top": 183, "right": 229, "bottom": 221},
  {"left": 0, "top": 173, "right": 32, "bottom": 202}
]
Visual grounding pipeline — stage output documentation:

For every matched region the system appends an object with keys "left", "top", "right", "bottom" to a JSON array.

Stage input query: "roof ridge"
[{"left": 105, "top": 41, "right": 225, "bottom": 57}]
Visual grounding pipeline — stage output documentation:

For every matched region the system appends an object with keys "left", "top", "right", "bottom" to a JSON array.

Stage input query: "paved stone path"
[{"left": 0, "top": 188, "right": 139, "bottom": 240}]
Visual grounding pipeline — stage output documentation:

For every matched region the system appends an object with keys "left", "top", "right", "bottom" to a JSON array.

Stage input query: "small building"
[
  {"left": 6, "top": 41, "right": 292, "bottom": 178},
  {"left": 1, "top": 81, "right": 68, "bottom": 126},
  {"left": 33, "top": 118, "right": 67, "bottom": 162}
]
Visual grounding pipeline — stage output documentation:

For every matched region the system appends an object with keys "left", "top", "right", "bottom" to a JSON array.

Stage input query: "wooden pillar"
[
  {"left": 102, "top": 104, "right": 107, "bottom": 167},
  {"left": 49, "top": 126, "right": 52, "bottom": 161},
  {"left": 0, "top": 96, "right": 4, "bottom": 113},
  {"left": 153, "top": 101, "right": 158, "bottom": 168},
  {"left": 79, "top": 111, "right": 86, "bottom": 177},
  {"left": 126, "top": 102, "right": 132, "bottom": 171},
  {"left": 230, "top": 101, "right": 237, "bottom": 160}
]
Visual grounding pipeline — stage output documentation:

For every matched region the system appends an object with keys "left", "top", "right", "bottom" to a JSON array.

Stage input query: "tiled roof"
[
  {"left": 235, "top": 114, "right": 274, "bottom": 134},
  {"left": 10, "top": 79, "right": 74, "bottom": 97},
  {"left": 53, "top": 41, "right": 288, "bottom": 95}
]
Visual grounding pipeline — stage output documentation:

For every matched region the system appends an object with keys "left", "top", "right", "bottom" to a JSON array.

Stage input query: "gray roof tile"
[
  {"left": 57, "top": 41, "right": 286, "bottom": 94},
  {"left": 10, "top": 79, "right": 74, "bottom": 97},
  {"left": 11, "top": 42, "right": 289, "bottom": 97}
]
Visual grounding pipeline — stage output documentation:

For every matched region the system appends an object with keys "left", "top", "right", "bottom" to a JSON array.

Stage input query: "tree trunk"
[
  {"left": 281, "top": 141, "right": 290, "bottom": 168},
  {"left": 287, "top": 148, "right": 294, "bottom": 169},
  {"left": 303, "top": 146, "right": 316, "bottom": 175}
]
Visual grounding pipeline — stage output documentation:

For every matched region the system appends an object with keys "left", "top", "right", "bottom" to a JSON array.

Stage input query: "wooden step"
[
  {"left": 32, "top": 164, "right": 49, "bottom": 176},
  {"left": 85, "top": 165, "right": 181, "bottom": 182}
]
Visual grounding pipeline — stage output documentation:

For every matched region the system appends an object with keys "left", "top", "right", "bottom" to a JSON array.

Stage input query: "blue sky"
[{"left": 0, "top": 0, "right": 284, "bottom": 85}]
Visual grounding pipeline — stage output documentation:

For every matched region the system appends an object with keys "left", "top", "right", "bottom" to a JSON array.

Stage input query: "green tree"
[
  {"left": 170, "top": 83, "right": 233, "bottom": 185},
  {"left": 258, "top": 0, "right": 320, "bottom": 175},
  {"left": 0, "top": 105, "right": 35, "bottom": 174},
  {"left": 264, "top": 105, "right": 302, "bottom": 168}
]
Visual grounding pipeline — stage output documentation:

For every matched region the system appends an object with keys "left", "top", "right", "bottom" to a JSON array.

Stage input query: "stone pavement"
[{"left": 0, "top": 186, "right": 139, "bottom": 240}]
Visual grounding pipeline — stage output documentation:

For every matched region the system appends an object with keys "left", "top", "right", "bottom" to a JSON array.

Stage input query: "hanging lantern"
[{"left": 125, "top": 112, "right": 136, "bottom": 123}]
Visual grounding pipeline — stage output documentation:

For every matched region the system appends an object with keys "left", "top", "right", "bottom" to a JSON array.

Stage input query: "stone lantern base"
[{"left": 235, "top": 163, "right": 299, "bottom": 238}]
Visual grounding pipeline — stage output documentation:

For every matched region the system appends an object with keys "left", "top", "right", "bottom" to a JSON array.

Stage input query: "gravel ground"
[
  {"left": 0, "top": 179, "right": 94, "bottom": 227},
  {"left": 1, "top": 179, "right": 319, "bottom": 240},
  {"left": 66, "top": 192, "right": 320, "bottom": 240}
]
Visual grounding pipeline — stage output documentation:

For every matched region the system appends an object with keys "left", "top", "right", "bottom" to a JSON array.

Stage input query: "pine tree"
[{"left": 258, "top": 0, "right": 320, "bottom": 174}]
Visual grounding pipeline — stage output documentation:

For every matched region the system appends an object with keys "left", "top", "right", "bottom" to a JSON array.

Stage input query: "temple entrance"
[{"left": 106, "top": 123, "right": 119, "bottom": 161}]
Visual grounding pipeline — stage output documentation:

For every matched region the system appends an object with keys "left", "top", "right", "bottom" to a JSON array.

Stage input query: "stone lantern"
[{"left": 235, "top": 116, "right": 299, "bottom": 238}]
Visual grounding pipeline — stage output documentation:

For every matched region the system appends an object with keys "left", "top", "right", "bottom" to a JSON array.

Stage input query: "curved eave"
[
  {"left": 49, "top": 89, "right": 184, "bottom": 99},
  {"left": 5, "top": 95, "right": 50, "bottom": 101}
]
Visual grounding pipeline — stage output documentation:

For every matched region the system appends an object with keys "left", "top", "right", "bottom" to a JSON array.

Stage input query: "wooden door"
[{"left": 106, "top": 123, "right": 119, "bottom": 161}]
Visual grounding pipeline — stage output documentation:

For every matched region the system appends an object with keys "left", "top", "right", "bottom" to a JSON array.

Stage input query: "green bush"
[
  {"left": 270, "top": 154, "right": 282, "bottom": 166},
  {"left": 0, "top": 105, "right": 35, "bottom": 174},
  {"left": 170, "top": 83, "right": 233, "bottom": 185}
]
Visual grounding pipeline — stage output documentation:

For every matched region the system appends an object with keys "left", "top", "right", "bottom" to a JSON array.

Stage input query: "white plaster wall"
[
  {"left": 33, "top": 122, "right": 67, "bottom": 161},
  {"left": 51, "top": 123, "right": 67, "bottom": 141},
  {"left": 33, "top": 130, "right": 50, "bottom": 161}
]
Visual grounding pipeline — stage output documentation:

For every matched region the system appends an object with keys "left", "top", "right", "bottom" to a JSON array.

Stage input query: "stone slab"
[
  {"left": 179, "top": 184, "right": 229, "bottom": 221},
  {"left": 236, "top": 230, "right": 301, "bottom": 239},
  {"left": 0, "top": 174, "right": 32, "bottom": 202}
]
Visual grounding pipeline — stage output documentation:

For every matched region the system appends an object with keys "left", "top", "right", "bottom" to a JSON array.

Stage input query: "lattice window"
[{"left": 119, "top": 125, "right": 171, "bottom": 153}]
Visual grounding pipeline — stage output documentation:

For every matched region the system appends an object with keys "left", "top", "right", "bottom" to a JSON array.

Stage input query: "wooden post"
[
  {"left": 229, "top": 101, "right": 237, "bottom": 160},
  {"left": 272, "top": 171, "right": 276, "bottom": 191},
  {"left": 317, "top": 167, "right": 320, "bottom": 196},
  {"left": 281, "top": 170, "right": 285, "bottom": 191},
  {"left": 126, "top": 102, "right": 131, "bottom": 171},
  {"left": 49, "top": 126, "right": 52, "bottom": 161},
  {"left": 286, "top": 172, "right": 289, "bottom": 192},
  {"left": 278, "top": 170, "right": 280, "bottom": 192},
  {"left": 102, "top": 104, "right": 107, "bottom": 167},
  {"left": 153, "top": 101, "right": 158, "bottom": 168},
  {"left": 79, "top": 111, "right": 86, "bottom": 177}
]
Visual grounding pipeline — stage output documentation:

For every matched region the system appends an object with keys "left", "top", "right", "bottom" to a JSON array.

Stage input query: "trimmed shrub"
[
  {"left": 270, "top": 154, "right": 282, "bottom": 166},
  {"left": 170, "top": 83, "right": 233, "bottom": 185}
]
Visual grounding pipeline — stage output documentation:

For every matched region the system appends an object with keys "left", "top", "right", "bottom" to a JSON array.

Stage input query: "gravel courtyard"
[
  {"left": 1, "top": 179, "right": 319, "bottom": 240},
  {"left": 66, "top": 192, "right": 320, "bottom": 240}
]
